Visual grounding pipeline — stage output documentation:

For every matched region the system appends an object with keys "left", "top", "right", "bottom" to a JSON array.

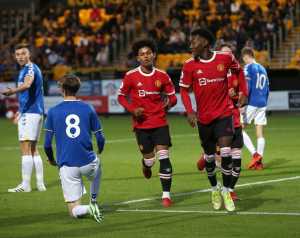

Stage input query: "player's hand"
[
  {"left": 163, "top": 97, "right": 171, "bottom": 111},
  {"left": 1, "top": 87, "right": 14, "bottom": 96},
  {"left": 187, "top": 112, "right": 197, "bottom": 128},
  {"left": 133, "top": 107, "right": 144, "bottom": 118},
  {"left": 228, "top": 88, "right": 236, "bottom": 98},
  {"left": 13, "top": 112, "right": 19, "bottom": 124},
  {"left": 237, "top": 93, "right": 247, "bottom": 107},
  {"left": 47, "top": 159, "right": 57, "bottom": 166}
]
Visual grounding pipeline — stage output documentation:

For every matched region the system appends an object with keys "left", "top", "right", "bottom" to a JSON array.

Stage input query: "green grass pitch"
[{"left": 0, "top": 113, "right": 300, "bottom": 238}]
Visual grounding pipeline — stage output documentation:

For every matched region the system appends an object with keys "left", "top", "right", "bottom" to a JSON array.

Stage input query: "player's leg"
[
  {"left": 135, "top": 128, "right": 156, "bottom": 179},
  {"left": 31, "top": 143, "right": 46, "bottom": 191},
  {"left": 8, "top": 140, "right": 34, "bottom": 192},
  {"left": 198, "top": 122, "right": 221, "bottom": 210},
  {"left": 216, "top": 116, "right": 235, "bottom": 212},
  {"left": 254, "top": 107, "right": 267, "bottom": 169},
  {"left": 30, "top": 114, "right": 46, "bottom": 190},
  {"left": 81, "top": 158, "right": 103, "bottom": 222},
  {"left": 153, "top": 126, "right": 173, "bottom": 207},
  {"left": 8, "top": 113, "right": 34, "bottom": 192},
  {"left": 60, "top": 165, "right": 102, "bottom": 223},
  {"left": 241, "top": 106, "right": 257, "bottom": 158},
  {"left": 230, "top": 127, "right": 243, "bottom": 201}
]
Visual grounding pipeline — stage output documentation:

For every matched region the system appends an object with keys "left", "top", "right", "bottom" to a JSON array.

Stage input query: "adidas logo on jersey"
[
  {"left": 137, "top": 82, "right": 143, "bottom": 87},
  {"left": 197, "top": 69, "right": 203, "bottom": 74}
]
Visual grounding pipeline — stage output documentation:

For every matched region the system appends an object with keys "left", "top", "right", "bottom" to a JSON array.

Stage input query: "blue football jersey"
[
  {"left": 17, "top": 63, "right": 44, "bottom": 114},
  {"left": 44, "top": 100, "right": 103, "bottom": 167},
  {"left": 244, "top": 62, "right": 269, "bottom": 107}
]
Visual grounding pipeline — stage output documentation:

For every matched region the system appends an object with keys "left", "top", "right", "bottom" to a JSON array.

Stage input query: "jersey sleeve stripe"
[
  {"left": 165, "top": 91, "right": 175, "bottom": 95},
  {"left": 179, "top": 83, "right": 190, "bottom": 88},
  {"left": 93, "top": 128, "right": 103, "bottom": 133},
  {"left": 44, "top": 128, "right": 54, "bottom": 132}
]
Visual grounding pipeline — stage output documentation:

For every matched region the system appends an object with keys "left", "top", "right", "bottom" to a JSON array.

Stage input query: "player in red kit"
[
  {"left": 118, "top": 40, "right": 177, "bottom": 207},
  {"left": 180, "top": 28, "right": 246, "bottom": 212},
  {"left": 196, "top": 43, "right": 248, "bottom": 201}
]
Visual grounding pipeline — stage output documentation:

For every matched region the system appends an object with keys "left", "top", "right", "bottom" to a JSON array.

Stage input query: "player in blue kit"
[
  {"left": 241, "top": 47, "right": 269, "bottom": 170},
  {"left": 1, "top": 43, "right": 46, "bottom": 192},
  {"left": 44, "top": 75, "right": 105, "bottom": 223}
]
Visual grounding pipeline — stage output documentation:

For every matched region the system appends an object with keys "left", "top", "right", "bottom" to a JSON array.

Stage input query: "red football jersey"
[
  {"left": 227, "top": 70, "right": 248, "bottom": 128},
  {"left": 179, "top": 51, "right": 243, "bottom": 124},
  {"left": 118, "top": 66, "right": 176, "bottom": 129}
]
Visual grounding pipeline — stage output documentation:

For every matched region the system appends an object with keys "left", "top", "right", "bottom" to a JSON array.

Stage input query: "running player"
[
  {"left": 118, "top": 40, "right": 177, "bottom": 207},
  {"left": 44, "top": 75, "right": 105, "bottom": 223},
  {"left": 2, "top": 43, "right": 46, "bottom": 192}
]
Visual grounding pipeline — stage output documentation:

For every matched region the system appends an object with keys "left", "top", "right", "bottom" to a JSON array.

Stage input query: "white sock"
[
  {"left": 257, "top": 137, "right": 265, "bottom": 156},
  {"left": 33, "top": 155, "right": 45, "bottom": 185},
  {"left": 162, "top": 191, "right": 170, "bottom": 199},
  {"left": 242, "top": 130, "right": 256, "bottom": 155},
  {"left": 90, "top": 167, "right": 101, "bottom": 202},
  {"left": 22, "top": 155, "right": 33, "bottom": 188},
  {"left": 72, "top": 205, "right": 89, "bottom": 218}
]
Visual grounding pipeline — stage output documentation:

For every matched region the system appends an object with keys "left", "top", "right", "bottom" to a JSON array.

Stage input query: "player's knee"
[
  {"left": 156, "top": 149, "right": 169, "bottom": 160},
  {"left": 143, "top": 157, "right": 156, "bottom": 168},
  {"left": 231, "top": 148, "right": 241, "bottom": 160},
  {"left": 159, "top": 158, "right": 172, "bottom": 178},
  {"left": 220, "top": 147, "right": 231, "bottom": 158}
]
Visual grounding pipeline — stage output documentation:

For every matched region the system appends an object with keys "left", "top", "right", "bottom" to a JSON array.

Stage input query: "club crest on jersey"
[
  {"left": 217, "top": 64, "right": 224, "bottom": 72},
  {"left": 155, "top": 80, "right": 162, "bottom": 88}
]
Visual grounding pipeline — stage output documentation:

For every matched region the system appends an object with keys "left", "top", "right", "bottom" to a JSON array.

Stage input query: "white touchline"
[
  {"left": 114, "top": 176, "right": 300, "bottom": 205},
  {"left": 116, "top": 209, "right": 300, "bottom": 216}
]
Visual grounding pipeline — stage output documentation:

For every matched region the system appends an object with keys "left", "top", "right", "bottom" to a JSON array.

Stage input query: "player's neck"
[
  {"left": 197, "top": 50, "right": 213, "bottom": 60},
  {"left": 64, "top": 96, "right": 77, "bottom": 100},
  {"left": 140, "top": 65, "right": 154, "bottom": 74}
]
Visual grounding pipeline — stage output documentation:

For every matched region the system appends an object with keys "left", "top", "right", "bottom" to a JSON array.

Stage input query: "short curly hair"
[
  {"left": 190, "top": 28, "right": 216, "bottom": 46},
  {"left": 132, "top": 39, "right": 157, "bottom": 56}
]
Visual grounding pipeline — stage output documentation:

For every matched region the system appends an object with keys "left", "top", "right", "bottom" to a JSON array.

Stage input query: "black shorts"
[
  {"left": 232, "top": 126, "right": 243, "bottom": 149},
  {"left": 134, "top": 125, "right": 172, "bottom": 154},
  {"left": 197, "top": 116, "right": 234, "bottom": 155}
]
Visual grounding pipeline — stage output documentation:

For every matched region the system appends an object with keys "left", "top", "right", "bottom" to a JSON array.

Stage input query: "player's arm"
[
  {"left": 90, "top": 107, "right": 105, "bottom": 154},
  {"left": 44, "top": 130, "right": 57, "bottom": 166},
  {"left": 237, "top": 70, "right": 248, "bottom": 107},
  {"left": 179, "top": 65, "right": 197, "bottom": 127},
  {"left": 2, "top": 70, "right": 34, "bottom": 96},
  {"left": 162, "top": 74, "right": 177, "bottom": 110},
  {"left": 43, "top": 110, "right": 57, "bottom": 166},
  {"left": 117, "top": 74, "right": 144, "bottom": 117}
]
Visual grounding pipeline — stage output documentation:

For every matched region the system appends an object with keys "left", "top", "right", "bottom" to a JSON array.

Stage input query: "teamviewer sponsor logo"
[
  {"left": 199, "top": 78, "right": 207, "bottom": 86},
  {"left": 138, "top": 90, "right": 146, "bottom": 97},
  {"left": 198, "top": 77, "right": 224, "bottom": 86}
]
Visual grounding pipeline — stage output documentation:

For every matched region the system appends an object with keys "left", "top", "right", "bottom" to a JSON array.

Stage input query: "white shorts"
[
  {"left": 18, "top": 113, "right": 43, "bottom": 141},
  {"left": 241, "top": 105, "right": 267, "bottom": 126},
  {"left": 59, "top": 158, "right": 100, "bottom": 203}
]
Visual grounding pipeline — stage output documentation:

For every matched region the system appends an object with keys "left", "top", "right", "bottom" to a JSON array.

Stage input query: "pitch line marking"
[
  {"left": 115, "top": 176, "right": 300, "bottom": 205},
  {"left": 116, "top": 209, "right": 300, "bottom": 217}
]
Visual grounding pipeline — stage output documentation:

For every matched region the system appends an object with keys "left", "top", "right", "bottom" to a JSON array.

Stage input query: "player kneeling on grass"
[
  {"left": 118, "top": 40, "right": 177, "bottom": 207},
  {"left": 44, "top": 75, "right": 105, "bottom": 223}
]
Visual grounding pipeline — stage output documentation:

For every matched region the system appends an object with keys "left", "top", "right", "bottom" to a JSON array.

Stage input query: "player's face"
[
  {"left": 15, "top": 48, "right": 30, "bottom": 66},
  {"left": 190, "top": 35, "right": 209, "bottom": 57},
  {"left": 137, "top": 47, "right": 155, "bottom": 67},
  {"left": 220, "top": 46, "right": 232, "bottom": 53}
]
